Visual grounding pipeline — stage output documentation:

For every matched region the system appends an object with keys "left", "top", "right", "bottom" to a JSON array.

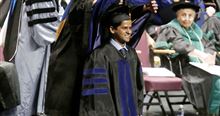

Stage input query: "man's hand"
[{"left": 143, "top": 0, "right": 158, "bottom": 13}]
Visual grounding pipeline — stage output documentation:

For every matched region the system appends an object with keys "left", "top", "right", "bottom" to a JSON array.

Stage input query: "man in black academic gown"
[
  {"left": 44, "top": 1, "right": 158, "bottom": 116},
  {"left": 79, "top": 5, "right": 144, "bottom": 116},
  {"left": 44, "top": 1, "right": 94, "bottom": 116}
]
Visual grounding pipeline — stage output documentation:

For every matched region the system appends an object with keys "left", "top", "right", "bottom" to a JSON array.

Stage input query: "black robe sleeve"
[
  {"left": 155, "top": 26, "right": 195, "bottom": 54},
  {"left": 202, "top": 16, "right": 220, "bottom": 64},
  {"left": 133, "top": 49, "right": 144, "bottom": 114},
  {"left": 79, "top": 49, "right": 117, "bottom": 116}
]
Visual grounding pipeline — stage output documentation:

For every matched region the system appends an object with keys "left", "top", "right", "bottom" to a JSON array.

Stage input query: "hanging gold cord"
[{"left": 56, "top": 19, "right": 66, "bottom": 40}]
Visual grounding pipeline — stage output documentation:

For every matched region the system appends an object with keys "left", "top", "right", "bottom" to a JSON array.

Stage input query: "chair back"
[{"left": 135, "top": 30, "right": 152, "bottom": 67}]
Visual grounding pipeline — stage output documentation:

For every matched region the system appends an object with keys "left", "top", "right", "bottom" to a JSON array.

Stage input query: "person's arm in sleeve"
[
  {"left": 134, "top": 50, "right": 144, "bottom": 115},
  {"left": 168, "top": 27, "right": 216, "bottom": 64},
  {"left": 155, "top": 26, "right": 195, "bottom": 54},
  {"left": 79, "top": 51, "right": 116, "bottom": 116}
]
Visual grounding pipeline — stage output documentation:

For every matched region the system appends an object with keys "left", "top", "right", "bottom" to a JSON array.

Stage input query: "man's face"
[
  {"left": 176, "top": 8, "right": 196, "bottom": 29},
  {"left": 110, "top": 20, "right": 132, "bottom": 46}
]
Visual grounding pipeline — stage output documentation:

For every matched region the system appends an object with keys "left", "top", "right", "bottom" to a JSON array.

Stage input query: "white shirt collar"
[{"left": 110, "top": 39, "right": 128, "bottom": 51}]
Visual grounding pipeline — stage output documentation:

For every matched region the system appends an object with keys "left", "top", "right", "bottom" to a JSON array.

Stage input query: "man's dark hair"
[{"left": 109, "top": 12, "right": 131, "bottom": 28}]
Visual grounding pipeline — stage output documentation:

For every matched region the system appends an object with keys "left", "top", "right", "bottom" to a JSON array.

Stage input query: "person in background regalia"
[
  {"left": 201, "top": 0, "right": 220, "bottom": 65},
  {"left": 201, "top": 0, "right": 220, "bottom": 115},
  {"left": 154, "top": 0, "right": 219, "bottom": 115},
  {"left": 1, "top": 0, "right": 61, "bottom": 115}
]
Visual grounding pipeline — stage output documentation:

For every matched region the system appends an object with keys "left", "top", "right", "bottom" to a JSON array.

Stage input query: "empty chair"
[{"left": 135, "top": 30, "right": 189, "bottom": 115}]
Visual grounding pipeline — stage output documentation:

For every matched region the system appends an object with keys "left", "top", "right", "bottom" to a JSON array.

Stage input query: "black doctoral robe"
[
  {"left": 44, "top": 0, "right": 93, "bottom": 115},
  {"left": 202, "top": 16, "right": 220, "bottom": 65},
  {"left": 79, "top": 43, "right": 144, "bottom": 116}
]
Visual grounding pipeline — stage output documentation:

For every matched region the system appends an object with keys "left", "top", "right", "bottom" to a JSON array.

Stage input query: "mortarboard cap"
[
  {"left": 172, "top": 0, "right": 200, "bottom": 12},
  {"left": 103, "top": 4, "right": 131, "bottom": 27}
]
